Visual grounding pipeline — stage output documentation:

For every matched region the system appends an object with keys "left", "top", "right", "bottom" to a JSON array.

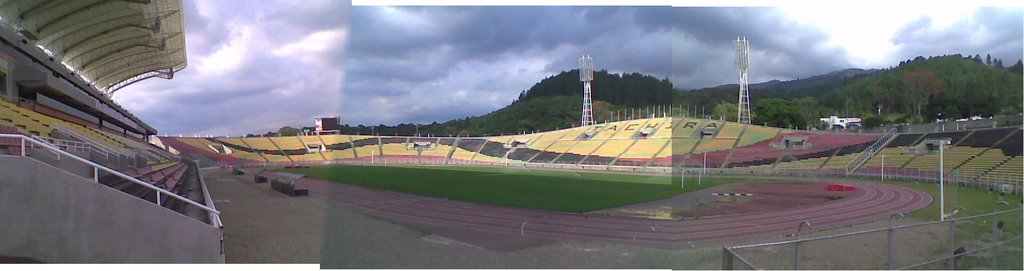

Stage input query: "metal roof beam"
[
  {"left": 62, "top": 23, "right": 153, "bottom": 56},
  {"left": 36, "top": 0, "right": 121, "bottom": 34},
  {"left": 18, "top": 0, "right": 70, "bottom": 20},
  {"left": 96, "top": 62, "right": 175, "bottom": 90},
  {"left": 63, "top": 33, "right": 152, "bottom": 63},
  {"left": 39, "top": 11, "right": 144, "bottom": 43},
  {"left": 82, "top": 47, "right": 181, "bottom": 75}
]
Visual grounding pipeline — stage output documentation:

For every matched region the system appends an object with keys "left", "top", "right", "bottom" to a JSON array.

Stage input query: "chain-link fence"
[{"left": 724, "top": 206, "right": 1023, "bottom": 270}]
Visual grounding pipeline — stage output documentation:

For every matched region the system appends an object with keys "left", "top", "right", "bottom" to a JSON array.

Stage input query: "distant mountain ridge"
[
  {"left": 270, "top": 54, "right": 1021, "bottom": 136},
  {"left": 707, "top": 68, "right": 879, "bottom": 90}
]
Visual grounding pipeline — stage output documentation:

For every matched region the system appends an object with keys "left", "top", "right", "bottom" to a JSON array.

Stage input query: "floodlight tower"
[
  {"left": 735, "top": 37, "right": 752, "bottom": 124},
  {"left": 580, "top": 55, "right": 595, "bottom": 126}
]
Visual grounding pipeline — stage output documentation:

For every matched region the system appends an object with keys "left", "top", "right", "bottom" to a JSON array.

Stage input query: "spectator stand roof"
[{"left": 0, "top": 0, "right": 186, "bottom": 95}]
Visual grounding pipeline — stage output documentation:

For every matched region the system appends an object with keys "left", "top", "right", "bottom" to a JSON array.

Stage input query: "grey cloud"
[
  {"left": 671, "top": 7, "right": 852, "bottom": 89},
  {"left": 120, "top": 4, "right": 1021, "bottom": 136},
  {"left": 343, "top": 6, "right": 675, "bottom": 126},
  {"left": 117, "top": 0, "right": 350, "bottom": 136},
  {"left": 889, "top": 8, "right": 1023, "bottom": 65}
]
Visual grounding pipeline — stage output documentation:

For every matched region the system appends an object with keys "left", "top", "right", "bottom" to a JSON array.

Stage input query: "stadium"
[{"left": 0, "top": 1, "right": 1022, "bottom": 269}]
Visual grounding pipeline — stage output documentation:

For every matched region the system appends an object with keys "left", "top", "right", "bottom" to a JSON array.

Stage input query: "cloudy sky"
[{"left": 116, "top": 2, "right": 1022, "bottom": 136}]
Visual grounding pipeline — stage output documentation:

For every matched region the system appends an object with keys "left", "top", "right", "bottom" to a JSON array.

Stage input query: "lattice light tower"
[
  {"left": 580, "top": 55, "right": 595, "bottom": 126},
  {"left": 735, "top": 37, "right": 752, "bottom": 124}
]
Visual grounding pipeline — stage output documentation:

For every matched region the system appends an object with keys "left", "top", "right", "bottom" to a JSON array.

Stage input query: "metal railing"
[
  {"left": 846, "top": 127, "right": 896, "bottom": 175},
  {"left": 51, "top": 123, "right": 127, "bottom": 157},
  {"left": 0, "top": 134, "right": 220, "bottom": 223},
  {"left": 193, "top": 161, "right": 225, "bottom": 257},
  {"left": 32, "top": 134, "right": 116, "bottom": 160},
  {"left": 724, "top": 206, "right": 1023, "bottom": 270}
]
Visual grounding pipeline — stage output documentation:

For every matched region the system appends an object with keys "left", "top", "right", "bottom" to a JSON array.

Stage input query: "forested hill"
[
  {"left": 824, "top": 55, "right": 1023, "bottom": 123},
  {"left": 679, "top": 68, "right": 878, "bottom": 106},
  {"left": 516, "top": 69, "right": 674, "bottom": 106},
  {"left": 316, "top": 70, "right": 674, "bottom": 137},
  {"left": 261, "top": 54, "right": 1023, "bottom": 137}
]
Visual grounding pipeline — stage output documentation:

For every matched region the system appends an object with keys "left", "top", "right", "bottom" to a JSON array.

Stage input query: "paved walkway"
[{"left": 202, "top": 169, "right": 324, "bottom": 263}]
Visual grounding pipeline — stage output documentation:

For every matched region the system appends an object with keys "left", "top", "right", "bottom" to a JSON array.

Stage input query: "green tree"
[
  {"left": 1011, "top": 59, "right": 1023, "bottom": 75},
  {"left": 711, "top": 102, "right": 738, "bottom": 121},
  {"left": 278, "top": 126, "right": 300, "bottom": 136},
  {"left": 793, "top": 97, "right": 825, "bottom": 128},
  {"left": 900, "top": 71, "right": 946, "bottom": 120},
  {"left": 753, "top": 98, "right": 803, "bottom": 129},
  {"left": 862, "top": 115, "right": 883, "bottom": 128}
]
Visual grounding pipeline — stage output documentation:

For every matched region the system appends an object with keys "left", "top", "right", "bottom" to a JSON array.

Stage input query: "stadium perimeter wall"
[{"left": 0, "top": 156, "right": 222, "bottom": 263}]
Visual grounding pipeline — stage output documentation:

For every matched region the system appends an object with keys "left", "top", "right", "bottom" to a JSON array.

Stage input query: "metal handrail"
[
  {"left": 33, "top": 134, "right": 112, "bottom": 159},
  {"left": 846, "top": 127, "right": 896, "bottom": 175},
  {"left": 0, "top": 134, "right": 220, "bottom": 216},
  {"left": 51, "top": 123, "right": 126, "bottom": 157},
  {"left": 195, "top": 163, "right": 223, "bottom": 228}
]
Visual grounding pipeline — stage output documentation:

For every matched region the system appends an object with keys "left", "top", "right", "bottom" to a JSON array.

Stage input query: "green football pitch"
[{"left": 278, "top": 165, "right": 757, "bottom": 212}]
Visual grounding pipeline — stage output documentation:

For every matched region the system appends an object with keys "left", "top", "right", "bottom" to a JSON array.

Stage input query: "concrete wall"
[{"left": 0, "top": 156, "right": 223, "bottom": 263}]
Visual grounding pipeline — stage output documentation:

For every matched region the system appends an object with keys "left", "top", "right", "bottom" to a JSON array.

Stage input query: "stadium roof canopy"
[{"left": 0, "top": 0, "right": 186, "bottom": 95}]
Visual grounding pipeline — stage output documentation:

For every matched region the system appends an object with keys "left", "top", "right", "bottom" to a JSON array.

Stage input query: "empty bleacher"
[
  {"left": 583, "top": 139, "right": 634, "bottom": 164},
  {"left": 850, "top": 128, "right": 1022, "bottom": 184},
  {"left": 0, "top": 100, "right": 208, "bottom": 219},
  {"left": 724, "top": 131, "right": 881, "bottom": 169},
  {"left": 645, "top": 118, "right": 674, "bottom": 139},
  {"left": 613, "top": 139, "right": 666, "bottom": 166},
  {"left": 152, "top": 115, "right": 1019, "bottom": 187},
  {"left": 449, "top": 138, "right": 485, "bottom": 163}
]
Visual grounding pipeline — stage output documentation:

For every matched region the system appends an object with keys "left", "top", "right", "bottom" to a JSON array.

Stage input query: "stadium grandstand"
[
  {"left": 0, "top": 0, "right": 222, "bottom": 263},
  {"left": 163, "top": 115, "right": 1023, "bottom": 192},
  {"left": 0, "top": 1, "right": 1021, "bottom": 266}
]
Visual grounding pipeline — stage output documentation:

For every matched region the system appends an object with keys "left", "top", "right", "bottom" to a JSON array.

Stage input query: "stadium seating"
[
  {"left": 585, "top": 139, "right": 633, "bottom": 162},
  {"left": 903, "top": 146, "right": 987, "bottom": 172},
  {"left": 735, "top": 125, "right": 781, "bottom": 147},
  {"left": 599, "top": 120, "right": 644, "bottom": 139},
  {"left": 671, "top": 118, "right": 709, "bottom": 138},
  {"left": 240, "top": 137, "right": 282, "bottom": 153},
  {"left": 851, "top": 128, "right": 1022, "bottom": 184},
  {"left": 408, "top": 138, "right": 452, "bottom": 159},
  {"left": 955, "top": 150, "right": 1008, "bottom": 177},
  {"left": 723, "top": 132, "right": 881, "bottom": 169},
  {"left": 715, "top": 123, "right": 744, "bottom": 139},
  {"left": 613, "top": 139, "right": 667, "bottom": 166},
  {"left": 320, "top": 134, "right": 352, "bottom": 146},
  {"left": 272, "top": 136, "right": 307, "bottom": 150},
  {"left": 957, "top": 128, "right": 1016, "bottom": 147},
  {"left": 650, "top": 144, "right": 674, "bottom": 167},
  {"left": 0, "top": 102, "right": 53, "bottom": 137},
  {"left": 160, "top": 137, "right": 230, "bottom": 164},
  {"left": 646, "top": 117, "right": 674, "bottom": 139},
  {"left": 154, "top": 115, "right": 1018, "bottom": 188},
  {"left": 0, "top": 118, "right": 204, "bottom": 208},
  {"left": 989, "top": 156, "right": 1023, "bottom": 175},
  {"left": 209, "top": 138, "right": 267, "bottom": 162},
  {"left": 563, "top": 140, "right": 604, "bottom": 156},
  {"left": 380, "top": 138, "right": 422, "bottom": 158}
]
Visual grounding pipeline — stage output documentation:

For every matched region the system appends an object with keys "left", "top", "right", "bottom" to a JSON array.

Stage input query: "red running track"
[{"left": 296, "top": 177, "right": 931, "bottom": 245}]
